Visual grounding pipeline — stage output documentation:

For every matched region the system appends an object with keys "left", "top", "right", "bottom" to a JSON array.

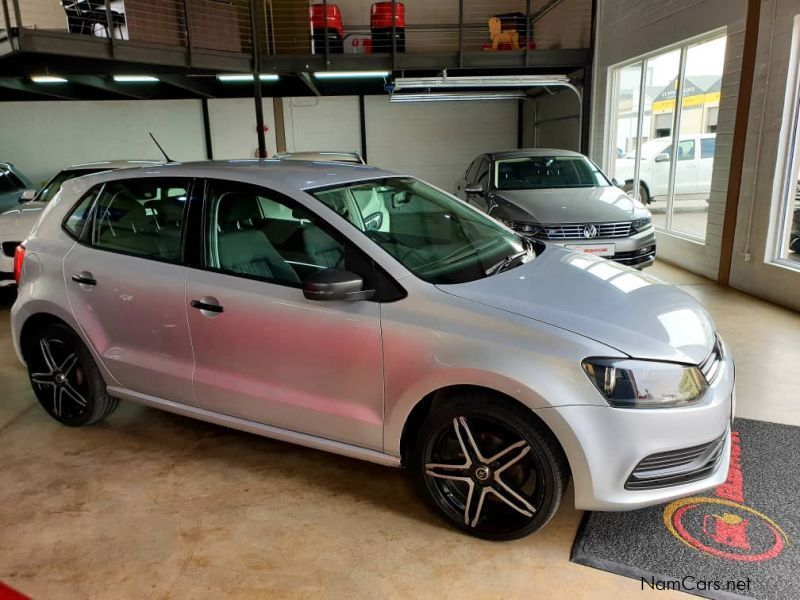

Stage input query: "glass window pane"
[
  {"left": 91, "top": 178, "right": 188, "bottom": 262},
  {"left": 640, "top": 49, "right": 682, "bottom": 229},
  {"left": 608, "top": 62, "right": 643, "bottom": 196},
  {"left": 670, "top": 36, "right": 726, "bottom": 239}
]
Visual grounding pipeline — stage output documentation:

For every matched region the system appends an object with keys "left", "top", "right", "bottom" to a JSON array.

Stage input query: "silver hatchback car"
[{"left": 11, "top": 161, "right": 733, "bottom": 540}]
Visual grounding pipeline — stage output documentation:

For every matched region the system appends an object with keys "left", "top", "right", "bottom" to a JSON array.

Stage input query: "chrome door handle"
[
  {"left": 71, "top": 272, "right": 97, "bottom": 286},
  {"left": 191, "top": 299, "right": 224, "bottom": 314}
]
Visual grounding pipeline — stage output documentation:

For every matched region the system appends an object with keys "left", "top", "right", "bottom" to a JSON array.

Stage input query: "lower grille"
[
  {"left": 625, "top": 432, "right": 728, "bottom": 490},
  {"left": 2, "top": 241, "right": 20, "bottom": 258},
  {"left": 612, "top": 245, "right": 656, "bottom": 266},
  {"left": 543, "top": 221, "right": 632, "bottom": 240}
]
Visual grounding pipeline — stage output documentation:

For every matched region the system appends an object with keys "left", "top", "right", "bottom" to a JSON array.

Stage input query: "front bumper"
[
  {"left": 532, "top": 228, "right": 656, "bottom": 269},
  {"left": 539, "top": 348, "right": 734, "bottom": 511}
]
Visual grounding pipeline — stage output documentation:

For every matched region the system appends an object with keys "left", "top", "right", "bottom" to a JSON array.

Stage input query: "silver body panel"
[{"left": 11, "top": 160, "right": 733, "bottom": 511}]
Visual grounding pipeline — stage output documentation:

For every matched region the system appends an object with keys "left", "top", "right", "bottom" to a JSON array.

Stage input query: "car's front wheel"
[
  {"left": 26, "top": 324, "right": 118, "bottom": 427},
  {"left": 623, "top": 181, "right": 651, "bottom": 205},
  {"left": 412, "top": 392, "right": 568, "bottom": 540}
]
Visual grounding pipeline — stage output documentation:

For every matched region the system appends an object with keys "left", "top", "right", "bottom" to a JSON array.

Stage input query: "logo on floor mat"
[{"left": 663, "top": 431, "right": 789, "bottom": 562}]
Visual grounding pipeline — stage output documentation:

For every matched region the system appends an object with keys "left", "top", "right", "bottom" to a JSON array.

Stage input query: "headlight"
[
  {"left": 499, "top": 218, "right": 544, "bottom": 236},
  {"left": 582, "top": 358, "right": 708, "bottom": 408},
  {"left": 631, "top": 217, "right": 652, "bottom": 233}
]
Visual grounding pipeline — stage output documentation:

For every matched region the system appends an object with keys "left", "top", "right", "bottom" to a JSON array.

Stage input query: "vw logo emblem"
[{"left": 583, "top": 224, "right": 598, "bottom": 239}]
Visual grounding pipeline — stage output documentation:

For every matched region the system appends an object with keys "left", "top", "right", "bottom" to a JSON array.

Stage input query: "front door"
[
  {"left": 185, "top": 179, "right": 384, "bottom": 450},
  {"left": 63, "top": 177, "right": 196, "bottom": 404}
]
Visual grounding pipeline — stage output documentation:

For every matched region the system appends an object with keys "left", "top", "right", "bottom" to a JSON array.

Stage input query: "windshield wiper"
[{"left": 485, "top": 249, "right": 529, "bottom": 276}]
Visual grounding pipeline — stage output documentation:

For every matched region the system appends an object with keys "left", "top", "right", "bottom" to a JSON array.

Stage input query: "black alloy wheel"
[
  {"left": 27, "top": 324, "right": 118, "bottom": 427},
  {"left": 413, "top": 394, "right": 568, "bottom": 541}
]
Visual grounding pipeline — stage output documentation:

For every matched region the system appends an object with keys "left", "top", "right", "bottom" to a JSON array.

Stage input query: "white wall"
[
  {"left": 207, "top": 98, "right": 277, "bottom": 159},
  {"left": 0, "top": 100, "right": 207, "bottom": 187},
  {"left": 727, "top": 0, "right": 800, "bottom": 311},
  {"left": 282, "top": 96, "right": 361, "bottom": 154},
  {"left": 364, "top": 96, "right": 518, "bottom": 190},
  {"left": 590, "top": 0, "right": 747, "bottom": 280}
]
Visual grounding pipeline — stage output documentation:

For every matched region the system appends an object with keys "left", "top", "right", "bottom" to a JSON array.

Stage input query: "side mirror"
[
  {"left": 654, "top": 153, "right": 670, "bottom": 163},
  {"left": 19, "top": 189, "right": 36, "bottom": 202},
  {"left": 611, "top": 178, "right": 621, "bottom": 187},
  {"left": 303, "top": 268, "right": 375, "bottom": 301},
  {"left": 464, "top": 183, "right": 484, "bottom": 196}
]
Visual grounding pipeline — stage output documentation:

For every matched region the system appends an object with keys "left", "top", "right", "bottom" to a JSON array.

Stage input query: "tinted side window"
[
  {"left": 90, "top": 178, "right": 189, "bottom": 262},
  {"left": 701, "top": 137, "right": 716, "bottom": 159},
  {"left": 0, "top": 172, "right": 14, "bottom": 193},
  {"left": 64, "top": 187, "right": 102, "bottom": 239},
  {"left": 206, "top": 180, "right": 350, "bottom": 287}
]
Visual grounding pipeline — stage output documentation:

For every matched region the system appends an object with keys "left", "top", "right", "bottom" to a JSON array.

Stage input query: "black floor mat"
[{"left": 570, "top": 418, "right": 799, "bottom": 600}]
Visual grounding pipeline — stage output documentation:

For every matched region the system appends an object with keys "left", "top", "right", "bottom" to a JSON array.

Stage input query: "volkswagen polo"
[{"left": 11, "top": 160, "right": 734, "bottom": 540}]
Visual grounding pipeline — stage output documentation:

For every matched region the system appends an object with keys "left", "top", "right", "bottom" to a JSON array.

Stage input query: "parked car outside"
[
  {"left": 455, "top": 149, "right": 656, "bottom": 269},
  {"left": 273, "top": 151, "right": 366, "bottom": 164},
  {"left": 613, "top": 134, "right": 716, "bottom": 204},
  {"left": 790, "top": 199, "right": 800, "bottom": 254},
  {"left": 12, "top": 160, "right": 733, "bottom": 540},
  {"left": 0, "top": 161, "right": 161, "bottom": 287},
  {"left": 0, "top": 162, "right": 34, "bottom": 212}
]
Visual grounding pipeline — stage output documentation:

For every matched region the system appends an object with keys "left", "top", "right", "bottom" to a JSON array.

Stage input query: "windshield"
[
  {"left": 309, "top": 177, "right": 532, "bottom": 284},
  {"left": 494, "top": 156, "right": 610, "bottom": 190},
  {"left": 34, "top": 168, "right": 105, "bottom": 203}
]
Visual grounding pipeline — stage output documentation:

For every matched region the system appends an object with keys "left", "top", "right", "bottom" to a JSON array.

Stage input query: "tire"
[
  {"left": 26, "top": 324, "right": 118, "bottom": 427},
  {"left": 411, "top": 391, "right": 569, "bottom": 541},
  {"left": 623, "top": 181, "right": 651, "bottom": 205}
]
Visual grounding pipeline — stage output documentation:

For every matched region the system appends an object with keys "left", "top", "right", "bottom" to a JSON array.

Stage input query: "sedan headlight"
[
  {"left": 499, "top": 218, "right": 544, "bottom": 236},
  {"left": 631, "top": 217, "right": 652, "bottom": 233},
  {"left": 582, "top": 358, "right": 708, "bottom": 408}
]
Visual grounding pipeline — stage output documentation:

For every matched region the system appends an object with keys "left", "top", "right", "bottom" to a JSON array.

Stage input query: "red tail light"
[{"left": 13, "top": 244, "right": 25, "bottom": 285}]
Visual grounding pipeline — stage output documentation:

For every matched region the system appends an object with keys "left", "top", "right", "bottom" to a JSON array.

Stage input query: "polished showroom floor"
[{"left": 1, "top": 261, "right": 799, "bottom": 599}]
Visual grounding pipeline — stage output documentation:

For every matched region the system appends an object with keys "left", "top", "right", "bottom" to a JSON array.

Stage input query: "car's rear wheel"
[
  {"left": 412, "top": 392, "right": 568, "bottom": 540},
  {"left": 26, "top": 324, "right": 118, "bottom": 427}
]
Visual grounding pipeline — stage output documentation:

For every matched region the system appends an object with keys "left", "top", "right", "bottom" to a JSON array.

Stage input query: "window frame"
[
  {"left": 61, "top": 176, "right": 197, "bottom": 267},
  {"left": 767, "top": 14, "right": 800, "bottom": 271},
  {"left": 191, "top": 178, "right": 406, "bottom": 302},
  {"left": 605, "top": 27, "right": 727, "bottom": 242}
]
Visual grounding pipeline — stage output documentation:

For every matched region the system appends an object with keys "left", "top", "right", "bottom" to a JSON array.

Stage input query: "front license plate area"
[{"left": 565, "top": 243, "right": 616, "bottom": 257}]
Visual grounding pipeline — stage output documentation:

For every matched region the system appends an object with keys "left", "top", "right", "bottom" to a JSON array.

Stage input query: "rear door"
[
  {"left": 184, "top": 179, "right": 385, "bottom": 449},
  {"left": 63, "top": 176, "right": 196, "bottom": 405}
]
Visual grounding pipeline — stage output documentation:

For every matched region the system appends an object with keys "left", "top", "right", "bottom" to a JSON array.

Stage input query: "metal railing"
[{"left": 2, "top": 0, "right": 592, "bottom": 65}]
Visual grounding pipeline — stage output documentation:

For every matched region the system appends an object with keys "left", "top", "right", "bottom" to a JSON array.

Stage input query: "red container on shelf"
[
  {"left": 370, "top": 2, "right": 406, "bottom": 29},
  {"left": 310, "top": 3, "right": 344, "bottom": 35}
]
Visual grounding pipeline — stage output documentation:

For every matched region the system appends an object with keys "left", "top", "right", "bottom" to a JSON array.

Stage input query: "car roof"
[
  {"left": 73, "top": 159, "right": 398, "bottom": 191},
  {"left": 64, "top": 160, "right": 163, "bottom": 171},
  {"left": 273, "top": 151, "right": 363, "bottom": 163},
  {"left": 485, "top": 149, "right": 587, "bottom": 160}
]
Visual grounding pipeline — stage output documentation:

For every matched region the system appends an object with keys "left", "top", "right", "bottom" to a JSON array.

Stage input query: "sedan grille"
[
  {"left": 625, "top": 432, "right": 728, "bottom": 490},
  {"left": 1, "top": 241, "right": 20, "bottom": 258},
  {"left": 542, "top": 221, "right": 632, "bottom": 240}
]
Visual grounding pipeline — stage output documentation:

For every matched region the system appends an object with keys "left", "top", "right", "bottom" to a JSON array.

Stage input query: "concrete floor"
[{"left": 1, "top": 262, "right": 799, "bottom": 599}]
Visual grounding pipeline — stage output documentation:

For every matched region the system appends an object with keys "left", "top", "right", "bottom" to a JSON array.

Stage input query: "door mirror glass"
[
  {"left": 303, "top": 268, "right": 375, "bottom": 301},
  {"left": 654, "top": 153, "right": 670, "bottom": 163},
  {"left": 465, "top": 183, "right": 484, "bottom": 196},
  {"left": 19, "top": 189, "right": 37, "bottom": 202}
]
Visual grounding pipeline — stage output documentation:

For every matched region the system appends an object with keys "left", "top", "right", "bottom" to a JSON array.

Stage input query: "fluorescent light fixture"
[
  {"left": 390, "top": 91, "right": 527, "bottom": 103},
  {"left": 113, "top": 75, "right": 159, "bottom": 83},
  {"left": 216, "top": 74, "right": 280, "bottom": 82},
  {"left": 392, "top": 74, "right": 571, "bottom": 91},
  {"left": 31, "top": 76, "right": 68, "bottom": 84},
  {"left": 313, "top": 71, "right": 390, "bottom": 79}
]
